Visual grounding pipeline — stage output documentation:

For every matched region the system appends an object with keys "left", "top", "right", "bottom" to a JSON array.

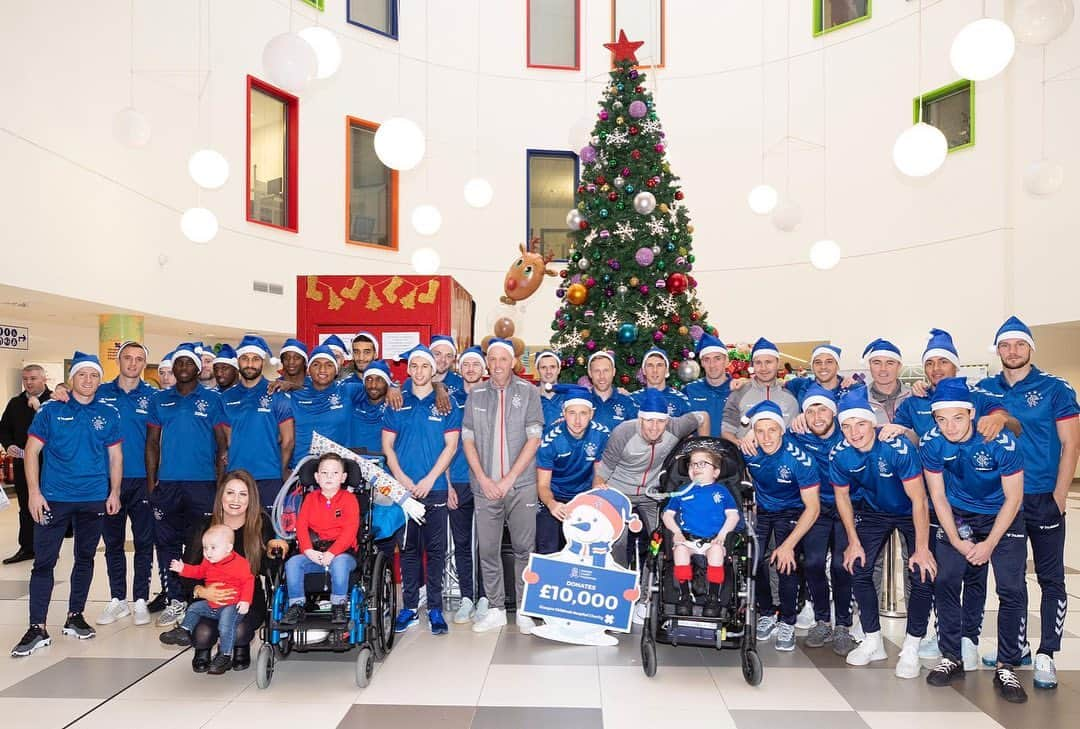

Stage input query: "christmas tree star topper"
[{"left": 604, "top": 29, "right": 645, "bottom": 65}]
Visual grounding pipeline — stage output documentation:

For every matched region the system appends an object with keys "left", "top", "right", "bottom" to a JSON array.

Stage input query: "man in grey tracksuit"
[
  {"left": 721, "top": 337, "right": 798, "bottom": 449},
  {"left": 461, "top": 339, "right": 544, "bottom": 634}
]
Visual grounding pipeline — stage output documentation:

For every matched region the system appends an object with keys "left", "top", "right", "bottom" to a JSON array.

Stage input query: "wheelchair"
[
  {"left": 639, "top": 435, "right": 763, "bottom": 685},
  {"left": 256, "top": 454, "right": 397, "bottom": 689}
]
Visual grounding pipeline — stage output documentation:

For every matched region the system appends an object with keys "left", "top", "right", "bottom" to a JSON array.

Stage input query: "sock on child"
[
  {"left": 674, "top": 564, "right": 692, "bottom": 583},
  {"left": 706, "top": 565, "right": 725, "bottom": 585}
]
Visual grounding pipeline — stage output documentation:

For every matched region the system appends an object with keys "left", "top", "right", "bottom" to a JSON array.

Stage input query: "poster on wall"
[
  {"left": 0, "top": 325, "right": 29, "bottom": 351},
  {"left": 381, "top": 332, "right": 421, "bottom": 361}
]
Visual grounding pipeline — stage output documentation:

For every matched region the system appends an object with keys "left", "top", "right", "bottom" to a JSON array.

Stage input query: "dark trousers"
[
  {"left": 151, "top": 481, "right": 216, "bottom": 601},
  {"left": 929, "top": 512, "right": 987, "bottom": 643},
  {"left": 851, "top": 509, "right": 934, "bottom": 636},
  {"left": 1024, "top": 491, "right": 1067, "bottom": 654},
  {"left": 255, "top": 478, "right": 283, "bottom": 512},
  {"left": 10, "top": 462, "right": 34, "bottom": 552},
  {"left": 449, "top": 482, "right": 482, "bottom": 601},
  {"left": 801, "top": 504, "right": 853, "bottom": 625},
  {"left": 29, "top": 500, "right": 105, "bottom": 625},
  {"left": 754, "top": 508, "right": 802, "bottom": 625},
  {"left": 535, "top": 501, "right": 567, "bottom": 555},
  {"left": 401, "top": 491, "right": 448, "bottom": 611},
  {"left": 936, "top": 509, "right": 1027, "bottom": 666},
  {"left": 102, "top": 478, "right": 154, "bottom": 601}
]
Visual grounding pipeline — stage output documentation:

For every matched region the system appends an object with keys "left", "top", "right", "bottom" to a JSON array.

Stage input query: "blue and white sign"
[
  {"left": 521, "top": 554, "right": 639, "bottom": 637},
  {"left": 0, "top": 325, "right": 28, "bottom": 351}
]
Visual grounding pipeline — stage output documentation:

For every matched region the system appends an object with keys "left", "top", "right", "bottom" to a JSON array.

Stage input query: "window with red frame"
[
  {"left": 247, "top": 76, "right": 298, "bottom": 232},
  {"left": 527, "top": 0, "right": 579, "bottom": 70},
  {"left": 611, "top": 0, "right": 665, "bottom": 69},
  {"left": 346, "top": 116, "right": 398, "bottom": 250}
]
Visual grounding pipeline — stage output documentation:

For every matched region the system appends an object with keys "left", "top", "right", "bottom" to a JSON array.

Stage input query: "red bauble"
[
  {"left": 578, "top": 220, "right": 589, "bottom": 230},
  {"left": 631, "top": 150, "right": 642, "bottom": 160},
  {"left": 645, "top": 178, "right": 657, "bottom": 188},
  {"left": 595, "top": 175, "right": 607, "bottom": 185},
  {"left": 620, "top": 374, "right": 631, "bottom": 385},
  {"left": 674, "top": 191, "right": 685, "bottom": 200},
  {"left": 660, "top": 323, "right": 669, "bottom": 333},
  {"left": 654, "top": 144, "right": 665, "bottom": 154},
  {"left": 635, "top": 85, "right": 644, "bottom": 93},
  {"left": 559, "top": 269, "right": 568, "bottom": 278},
  {"left": 608, "top": 191, "right": 618, "bottom": 201},
  {"left": 585, "top": 276, "right": 597, "bottom": 287},
  {"left": 629, "top": 126, "right": 639, "bottom": 135},
  {"left": 690, "top": 311, "right": 700, "bottom": 321},
  {"left": 671, "top": 314, "right": 681, "bottom": 324},
  {"left": 577, "top": 185, "right": 585, "bottom": 194},
  {"left": 666, "top": 272, "right": 689, "bottom": 295}
]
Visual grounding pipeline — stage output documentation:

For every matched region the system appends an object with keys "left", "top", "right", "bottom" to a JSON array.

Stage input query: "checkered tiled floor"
[{"left": 0, "top": 488, "right": 1078, "bottom": 729}]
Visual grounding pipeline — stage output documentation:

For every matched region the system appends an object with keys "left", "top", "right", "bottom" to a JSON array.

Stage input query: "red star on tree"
[{"left": 604, "top": 29, "right": 645, "bottom": 65}]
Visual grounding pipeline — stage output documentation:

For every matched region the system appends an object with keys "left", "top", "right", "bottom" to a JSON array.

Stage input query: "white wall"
[{"left": 1, "top": 0, "right": 1077, "bottom": 370}]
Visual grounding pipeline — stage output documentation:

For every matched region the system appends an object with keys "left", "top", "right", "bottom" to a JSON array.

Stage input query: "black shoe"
[
  {"left": 927, "top": 657, "right": 964, "bottom": 687},
  {"left": 994, "top": 667, "right": 1028, "bottom": 704},
  {"left": 159, "top": 625, "right": 191, "bottom": 646},
  {"left": 702, "top": 581, "right": 722, "bottom": 618},
  {"left": 279, "top": 603, "right": 306, "bottom": 626},
  {"left": 675, "top": 581, "right": 693, "bottom": 616},
  {"left": 207, "top": 651, "right": 232, "bottom": 675},
  {"left": 191, "top": 647, "right": 212, "bottom": 673},
  {"left": 231, "top": 644, "right": 251, "bottom": 671},
  {"left": 2, "top": 549, "right": 34, "bottom": 565},
  {"left": 10, "top": 625, "right": 51, "bottom": 657},
  {"left": 146, "top": 592, "right": 167, "bottom": 613},
  {"left": 331, "top": 603, "right": 348, "bottom": 625},
  {"left": 62, "top": 612, "right": 95, "bottom": 640}
]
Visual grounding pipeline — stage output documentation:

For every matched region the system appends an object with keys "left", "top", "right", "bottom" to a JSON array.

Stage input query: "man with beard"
[
  {"left": 277, "top": 339, "right": 309, "bottom": 388},
  {"left": 211, "top": 345, "right": 240, "bottom": 393},
  {"left": 1, "top": 364, "right": 51, "bottom": 564},
  {"left": 723, "top": 337, "right": 799, "bottom": 453},
  {"left": 786, "top": 344, "right": 847, "bottom": 405},
  {"left": 222, "top": 336, "right": 294, "bottom": 509},
  {"left": 194, "top": 343, "right": 216, "bottom": 388},
  {"left": 429, "top": 335, "right": 465, "bottom": 395},
  {"left": 345, "top": 331, "right": 379, "bottom": 383},
  {"left": 348, "top": 360, "right": 392, "bottom": 455},
  {"left": 683, "top": 333, "right": 732, "bottom": 438},
  {"left": 587, "top": 350, "right": 638, "bottom": 432}
]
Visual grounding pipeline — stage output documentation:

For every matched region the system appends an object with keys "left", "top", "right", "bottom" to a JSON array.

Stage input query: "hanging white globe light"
[
  {"left": 298, "top": 26, "right": 342, "bottom": 80},
  {"left": 950, "top": 18, "right": 1016, "bottom": 81},
  {"left": 262, "top": 32, "right": 317, "bottom": 93},
  {"left": 893, "top": 122, "right": 948, "bottom": 177},
  {"left": 188, "top": 149, "right": 230, "bottom": 189},
  {"left": 180, "top": 207, "right": 218, "bottom": 244},
  {"left": 809, "top": 239, "right": 842, "bottom": 270},
  {"left": 463, "top": 178, "right": 494, "bottom": 208},
  {"left": 411, "top": 204, "right": 442, "bottom": 236},
  {"left": 1022, "top": 159, "right": 1065, "bottom": 196},
  {"left": 112, "top": 107, "right": 151, "bottom": 147},
  {"left": 1011, "top": 0, "right": 1075, "bottom": 45},
  {"left": 747, "top": 184, "right": 779, "bottom": 215},
  {"left": 374, "top": 117, "right": 426, "bottom": 171},
  {"left": 771, "top": 199, "right": 802, "bottom": 232},
  {"left": 411, "top": 247, "right": 441, "bottom": 275}
]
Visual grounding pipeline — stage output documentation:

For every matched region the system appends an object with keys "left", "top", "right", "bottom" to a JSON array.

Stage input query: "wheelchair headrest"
[
  {"left": 658, "top": 435, "right": 746, "bottom": 495},
  {"left": 295, "top": 455, "right": 364, "bottom": 491}
]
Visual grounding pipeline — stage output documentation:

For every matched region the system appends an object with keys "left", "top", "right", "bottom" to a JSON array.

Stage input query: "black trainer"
[
  {"left": 207, "top": 651, "right": 232, "bottom": 675},
  {"left": 702, "top": 582, "right": 722, "bottom": 618},
  {"left": 146, "top": 592, "right": 167, "bottom": 613},
  {"left": 926, "top": 657, "right": 964, "bottom": 687},
  {"left": 231, "top": 643, "right": 251, "bottom": 671},
  {"left": 191, "top": 647, "right": 212, "bottom": 673},
  {"left": 62, "top": 612, "right": 96, "bottom": 640},
  {"left": 994, "top": 667, "right": 1028, "bottom": 704},
  {"left": 10, "top": 625, "right": 51, "bottom": 657},
  {"left": 331, "top": 603, "right": 348, "bottom": 625},
  {"left": 675, "top": 582, "right": 693, "bottom": 616},
  {"left": 279, "top": 603, "right": 306, "bottom": 626},
  {"left": 159, "top": 625, "right": 192, "bottom": 646}
]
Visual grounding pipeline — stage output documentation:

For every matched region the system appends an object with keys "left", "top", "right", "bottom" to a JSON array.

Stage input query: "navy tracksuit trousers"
[
  {"left": 102, "top": 478, "right": 154, "bottom": 602},
  {"left": 800, "top": 503, "right": 854, "bottom": 626},
  {"left": 29, "top": 500, "right": 106, "bottom": 625},
  {"left": 851, "top": 509, "right": 934, "bottom": 637},
  {"left": 1024, "top": 491, "right": 1068, "bottom": 654},
  {"left": 449, "top": 482, "right": 483, "bottom": 601},
  {"left": 754, "top": 508, "right": 802, "bottom": 625},
  {"left": 151, "top": 481, "right": 216, "bottom": 601},
  {"left": 402, "top": 491, "right": 448, "bottom": 611}
]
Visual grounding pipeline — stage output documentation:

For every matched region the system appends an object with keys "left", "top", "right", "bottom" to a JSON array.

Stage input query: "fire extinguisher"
[{"left": 0, "top": 454, "right": 13, "bottom": 485}]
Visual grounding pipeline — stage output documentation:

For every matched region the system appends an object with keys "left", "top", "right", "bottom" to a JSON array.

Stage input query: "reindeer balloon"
[{"left": 484, "top": 241, "right": 557, "bottom": 375}]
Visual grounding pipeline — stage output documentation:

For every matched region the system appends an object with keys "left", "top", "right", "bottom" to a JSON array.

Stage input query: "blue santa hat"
[
  {"left": 751, "top": 337, "right": 780, "bottom": 360},
  {"left": 69, "top": 351, "right": 104, "bottom": 378},
  {"left": 458, "top": 345, "right": 485, "bottom": 368},
  {"left": 213, "top": 344, "right": 238, "bottom": 369},
  {"left": 637, "top": 388, "right": 670, "bottom": 420},
  {"left": 429, "top": 334, "right": 456, "bottom": 354},
  {"left": 486, "top": 337, "right": 515, "bottom": 358},
  {"left": 553, "top": 384, "right": 595, "bottom": 410},
  {"left": 811, "top": 344, "right": 841, "bottom": 363},
  {"left": 171, "top": 342, "right": 203, "bottom": 367},
  {"left": 801, "top": 383, "right": 838, "bottom": 414},
  {"left": 236, "top": 335, "right": 279, "bottom": 366},
  {"left": 862, "top": 338, "right": 902, "bottom": 362},
  {"left": 191, "top": 341, "right": 210, "bottom": 358},
  {"left": 837, "top": 387, "right": 877, "bottom": 424},
  {"left": 323, "top": 334, "right": 347, "bottom": 357},
  {"left": 158, "top": 350, "right": 175, "bottom": 369},
  {"left": 353, "top": 331, "right": 379, "bottom": 356},
  {"left": 534, "top": 349, "right": 561, "bottom": 367},
  {"left": 695, "top": 333, "right": 728, "bottom": 358},
  {"left": 641, "top": 346, "right": 670, "bottom": 373},
  {"left": 116, "top": 340, "right": 150, "bottom": 362},
  {"left": 278, "top": 338, "right": 309, "bottom": 362},
  {"left": 361, "top": 360, "right": 394, "bottom": 385},
  {"left": 587, "top": 350, "right": 615, "bottom": 368},
  {"left": 399, "top": 344, "right": 436, "bottom": 370},
  {"left": 922, "top": 328, "right": 959, "bottom": 367},
  {"left": 930, "top": 376, "right": 974, "bottom": 411},
  {"left": 744, "top": 399, "right": 785, "bottom": 427},
  {"left": 994, "top": 315, "right": 1035, "bottom": 351},
  {"left": 308, "top": 344, "right": 340, "bottom": 372}
]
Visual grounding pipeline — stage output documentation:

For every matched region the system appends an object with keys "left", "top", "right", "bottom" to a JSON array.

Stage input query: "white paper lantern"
[
  {"left": 180, "top": 207, "right": 218, "bottom": 244},
  {"left": 809, "top": 239, "right": 842, "bottom": 270},
  {"left": 298, "top": 26, "right": 342, "bottom": 80},
  {"left": 411, "top": 247, "right": 441, "bottom": 275},
  {"left": 374, "top": 117, "right": 426, "bottom": 171},
  {"left": 1022, "top": 159, "right": 1065, "bottom": 196},
  {"left": 893, "top": 122, "right": 948, "bottom": 177},
  {"left": 950, "top": 18, "right": 1016, "bottom": 81},
  {"left": 411, "top": 205, "right": 442, "bottom": 236},
  {"left": 188, "top": 149, "right": 230, "bottom": 189},
  {"left": 747, "top": 184, "right": 778, "bottom": 215},
  {"left": 771, "top": 199, "right": 802, "bottom": 232},
  {"left": 463, "top": 178, "right": 494, "bottom": 208},
  {"left": 1011, "top": 0, "right": 1075, "bottom": 45},
  {"left": 112, "top": 107, "right": 151, "bottom": 147},
  {"left": 262, "top": 33, "right": 317, "bottom": 93}
]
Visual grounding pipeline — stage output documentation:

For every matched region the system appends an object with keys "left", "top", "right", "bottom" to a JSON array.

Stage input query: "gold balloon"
[
  {"left": 678, "top": 326, "right": 689, "bottom": 336},
  {"left": 580, "top": 329, "right": 591, "bottom": 338},
  {"left": 601, "top": 184, "right": 611, "bottom": 192},
  {"left": 629, "top": 276, "right": 640, "bottom": 287},
  {"left": 511, "top": 337, "right": 525, "bottom": 356},
  {"left": 576, "top": 356, "right": 586, "bottom": 366},
  {"left": 493, "top": 316, "right": 515, "bottom": 339},
  {"left": 659, "top": 203, "right": 669, "bottom": 214},
  {"left": 566, "top": 283, "right": 588, "bottom": 305},
  {"left": 481, "top": 335, "right": 493, "bottom": 352},
  {"left": 616, "top": 117, "right": 625, "bottom": 125},
  {"left": 687, "top": 225, "right": 695, "bottom": 234}
]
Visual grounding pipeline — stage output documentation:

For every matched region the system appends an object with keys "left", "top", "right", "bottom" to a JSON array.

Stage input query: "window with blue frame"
[
  {"left": 527, "top": 149, "right": 579, "bottom": 261},
  {"left": 347, "top": 0, "right": 398, "bottom": 40}
]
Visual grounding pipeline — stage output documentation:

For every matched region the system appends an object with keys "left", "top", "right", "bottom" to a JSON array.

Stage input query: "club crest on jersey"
[
  {"left": 512, "top": 393, "right": 523, "bottom": 409},
  {"left": 259, "top": 395, "right": 272, "bottom": 410},
  {"left": 667, "top": 403, "right": 677, "bottom": 416},
  {"left": 136, "top": 396, "right": 150, "bottom": 412},
  {"left": 584, "top": 441, "right": 598, "bottom": 459},
  {"left": 973, "top": 450, "right": 993, "bottom": 470},
  {"left": 92, "top": 415, "right": 106, "bottom": 431},
  {"left": 329, "top": 393, "right": 342, "bottom": 408},
  {"left": 877, "top": 458, "right": 893, "bottom": 478},
  {"left": 195, "top": 399, "right": 209, "bottom": 414},
  {"left": 429, "top": 403, "right": 442, "bottom": 418},
  {"left": 1025, "top": 390, "right": 1042, "bottom": 408},
  {"left": 613, "top": 403, "right": 625, "bottom": 419},
  {"left": 713, "top": 491, "right": 725, "bottom": 503},
  {"left": 777, "top": 465, "right": 793, "bottom": 482}
]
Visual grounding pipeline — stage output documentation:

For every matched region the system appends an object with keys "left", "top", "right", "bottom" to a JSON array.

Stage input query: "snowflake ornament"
[
  {"left": 600, "top": 310, "right": 621, "bottom": 334},
  {"left": 656, "top": 294, "right": 678, "bottom": 316},
  {"left": 641, "top": 119, "right": 662, "bottom": 135},
  {"left": 645, "top": 217, "right": 668, "bottom": 236},
  {"left": 606, "top": 128, "right": 629, "bottom": 147},
  {"left": 562, "top": 328, "right": 584, "bottom": 349},
  {"left": 613, "top": 221, "right": 636, "bottom": 242},
  {"left": 635, "top": 307, "right": 658, "bottom": 329}
]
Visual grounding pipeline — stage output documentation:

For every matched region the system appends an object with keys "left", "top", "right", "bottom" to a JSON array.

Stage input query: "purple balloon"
[
  {"left": 689, "top": 325, "right": 704, "bottom": 340},
  {"left": 629, "top": 100, "right": 648, "bottom": 119},
  {"left": 580, "top": 145, "right": 598, "bottom": 163},
  {"left": 635, "top": 247, "right": 654, "bottom": 266},
  {"left": 577, "top": 375, "right": 592, "bottom": 387}
]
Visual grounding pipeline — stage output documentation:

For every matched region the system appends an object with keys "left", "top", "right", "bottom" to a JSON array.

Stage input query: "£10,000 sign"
[{"left": 521, "top": 554, "right": 638, "bottom": 633}]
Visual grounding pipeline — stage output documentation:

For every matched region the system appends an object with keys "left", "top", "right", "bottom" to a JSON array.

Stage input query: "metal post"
[{"left": 878, "top": 531, "right": 907, "bottom": 618}]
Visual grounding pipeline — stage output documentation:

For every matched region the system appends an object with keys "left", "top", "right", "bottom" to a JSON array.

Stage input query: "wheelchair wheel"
[
  {"left": 371, "top": 551, "right": 396, "bottom": 659},
  {"left": 741, "top": 648, "right": 763, "bottom": 686},
  {"left": 641, "top": 634, "right": 657, "bottom": 678},
  {"left": 256, "top": 644, "right": 275, "bottom": 689},
  {"left": 356, "top": 646, "right": 375, "bottom": 688}
]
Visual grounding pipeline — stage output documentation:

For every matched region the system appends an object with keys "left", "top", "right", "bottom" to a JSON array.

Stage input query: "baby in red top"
[{"left": 163, "top": 525, "right": 254, "bottom": 674}]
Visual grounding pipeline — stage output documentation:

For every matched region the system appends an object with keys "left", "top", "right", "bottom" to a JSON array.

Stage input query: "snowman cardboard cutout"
[{"left": 521, "top": 488, "right": 642, "bottom": 646}]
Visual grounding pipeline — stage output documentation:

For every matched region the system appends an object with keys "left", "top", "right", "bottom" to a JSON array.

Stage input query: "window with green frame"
[
  {"left": 914, "top": 80, "right": 975, "bottom": 152},
  {"left": 813, "top": 0, "right": 871, "bottom": 36},
  {"left": 300, "top": 0, "right": 325, "bottom": 10}
]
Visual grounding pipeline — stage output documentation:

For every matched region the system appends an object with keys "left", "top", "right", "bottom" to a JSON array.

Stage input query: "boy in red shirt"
[
  {"left": 161, "top": 524, "right": 254, "bottom": 675},
  {"left": 279, "top": 452, "right": 361, "bottom": 626}
]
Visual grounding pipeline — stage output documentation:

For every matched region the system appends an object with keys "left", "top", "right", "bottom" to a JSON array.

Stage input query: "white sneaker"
[
  {"left": 895, "top": 634, "right": 922, "bottom": 678},
  {"left": 796, "top": 601, "right": 815, "bottom": 630},
  {"left": 962, "top": 637, "right": 979, "bottom": 672},
  {"left": 471, "top": 607, "right": 507, "bottom": 633},
  {"left": 156, "top": 599, "right": 186, "bottom": 628},
  {"left": 474, "top": 597, "right": 490, "bottom": 622},
  {"left": 1033, "top": 653, "right": 1058, "bottom": 689},
  {"left": 918, "top": 635, "right": 942, "bottom": 659},
  {"left": 515, "top": 611, "right": 535, "bottom": 635},
  {"left": 632, "top": 602, "right": 648, "bottom": 625},
  {"left": 846, "top": 630, "right": 888, "bottom": 666},
  {"left": 96, "top": 598, "right": 131, "bottom": 626},
  {"left": 132, "top": 599, "right": 151, "bottom": 626},
  {"left": 453, "top": 597, "right": 475, "bottom": 624}
]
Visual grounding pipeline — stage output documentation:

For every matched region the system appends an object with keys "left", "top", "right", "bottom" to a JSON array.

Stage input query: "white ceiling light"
[
  {"left": 188, "top": 149, "right": 229, "bottom": 189},
  {"left": 809, "top": 239, "right": 841, "bottom": 270},
  {"left": 1011, "top": 0, "right": 1075, "bottom": 44},
  {"left": 463, "top": 178, "right": 494, "bottom": 208},
  {"left": 771, "top": 199, "right": 802, "bottom": 232},
  {"left": 180, "top": 207, "right": 218, "bottom": 244},
  {"left": 1022, "top": 159, "right": 1065, "bottom": 196},
  {"left": 262, "top": 32, "right": 317, "bottom": 93},
  {"left": 113, "top": 107, "right": 151, "bottom": 147},
  {"left": 298, "top": 26, "right": 342, "bottom": 80},
  {"left": 893, "top": 122, "right": 948, "bottom": 177},
  {"left": 374, "top": 117, "right": 426, "bottom": 171},
  {"left": 748, "top": 184, "right": 778, "bottom": 215},
  {"left": 411, "top": 205, "right": 442, "bottom": 236},
  {"left": 411, "top": 247, "right": 441, "bottom": 275},
  {"left": 950, "top": 18, "right": 1016, "bottom": 81}
]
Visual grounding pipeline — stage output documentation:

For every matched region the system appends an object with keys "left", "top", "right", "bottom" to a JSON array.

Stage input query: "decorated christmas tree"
[{"left": 550, "top": 31, "right": 715, "bottom": 391}]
